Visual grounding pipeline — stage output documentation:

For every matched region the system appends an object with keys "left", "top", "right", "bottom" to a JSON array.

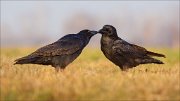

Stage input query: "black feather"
[
  {"left": 147, "top": 51, "right": 166, "bottom": 58},
  {"left": 14, "top": 57, "right": 39, "bottom": 64}
]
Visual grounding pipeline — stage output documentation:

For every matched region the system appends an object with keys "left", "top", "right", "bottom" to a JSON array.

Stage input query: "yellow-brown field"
[{"left": 0, "top": 48, "right": 179, "bottom": 101}]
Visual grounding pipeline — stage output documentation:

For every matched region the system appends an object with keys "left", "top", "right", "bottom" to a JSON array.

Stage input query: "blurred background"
[{"left": 1, "top": 1, "right": 179, "bottom": 48}]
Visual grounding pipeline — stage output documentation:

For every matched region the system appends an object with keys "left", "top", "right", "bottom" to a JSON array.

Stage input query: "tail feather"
[
  {"left": 147, "top": 51, "right": 165, "bottom": 58},
  {"left": 140, "top": 58, "right": 164, "bottom": 64},
  {"left": 14, "top": 56, "right": 39, "bottom": 65}
]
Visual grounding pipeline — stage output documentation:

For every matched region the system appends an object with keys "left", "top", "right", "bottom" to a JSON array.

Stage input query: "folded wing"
[{"left": 15, "top": 35, "right": 84, "bottom": 64}]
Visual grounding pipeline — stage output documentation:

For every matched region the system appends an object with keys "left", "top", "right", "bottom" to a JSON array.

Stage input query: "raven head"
[
  {"left": 98, "top": 25, "right": 117, "bottom": 37},
  {"left": 79, "top": 29, "right": 98, "bottom": 38}
]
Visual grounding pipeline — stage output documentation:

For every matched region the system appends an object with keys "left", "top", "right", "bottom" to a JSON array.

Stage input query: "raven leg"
[
  {"left": 122, "top": 66, "right": 129, "bottom": 71},
  {"left": 55, "top": 67, "right": 64, "bottom": 72}
]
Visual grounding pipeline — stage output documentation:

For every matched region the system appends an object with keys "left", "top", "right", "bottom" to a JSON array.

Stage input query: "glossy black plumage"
[
  {"left": 14, "top": 30, "right": 97, "bottom": 71},
  {"left": 99, "top": 25, "right": 165, "bottom": 70}
]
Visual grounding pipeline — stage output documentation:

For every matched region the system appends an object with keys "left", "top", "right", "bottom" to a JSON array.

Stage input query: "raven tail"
[
  {"left": 140, "top": 58, "right": 164, "bottom": 64},
  {"left": 147, "top": 51, "right": 165, "bottom": 58},
  {"left": 14, "top": 56, "right": 38, "bottom": 65}
]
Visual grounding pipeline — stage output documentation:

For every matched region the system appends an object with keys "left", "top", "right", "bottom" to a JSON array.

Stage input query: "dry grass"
[{"left": 0, "top": 47, "right": 179, "bottom": 101}]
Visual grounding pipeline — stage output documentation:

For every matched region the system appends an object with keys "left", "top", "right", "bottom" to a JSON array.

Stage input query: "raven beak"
[
  {"left": 98, "top": 29, "right": 104, "bottom": 34},
  {"left": 90, "top": 31, "right": 98, "bottom": 35}
]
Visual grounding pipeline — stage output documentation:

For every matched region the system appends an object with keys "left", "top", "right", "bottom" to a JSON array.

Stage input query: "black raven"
[
  {"left": 99, "top": 25, "right": 165, "bottom": 71},
  {"left": 14, "top": 30, "right": 97, "bottom": 71}
]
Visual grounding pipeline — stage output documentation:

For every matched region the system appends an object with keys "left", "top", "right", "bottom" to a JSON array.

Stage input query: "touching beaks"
[
  {"left": 90, "top": 31, "right": 98, "bottom": 35},
  {"left": 98, "top": 29, "right": 105, "bottom": 34}
]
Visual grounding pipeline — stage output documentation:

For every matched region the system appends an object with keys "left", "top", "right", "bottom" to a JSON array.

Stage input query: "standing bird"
[
  {"left": 14, "top": 30, "right": 97, "bottom": 71},
  {"left": 99, "top": 25, "right": 165, "bottom": 71}
]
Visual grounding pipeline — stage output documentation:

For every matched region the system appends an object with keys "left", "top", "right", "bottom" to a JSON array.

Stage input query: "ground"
[{"left": 0, "top": 47, "right": 179, "bottom": 101}]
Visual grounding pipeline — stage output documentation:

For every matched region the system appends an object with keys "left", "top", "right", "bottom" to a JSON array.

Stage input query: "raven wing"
[
  {"left": 27, "top": 35, "right": 84, "bottom": 58},
  {"left": 112, "top": 39, "right": 147, "bottom": 57}
]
